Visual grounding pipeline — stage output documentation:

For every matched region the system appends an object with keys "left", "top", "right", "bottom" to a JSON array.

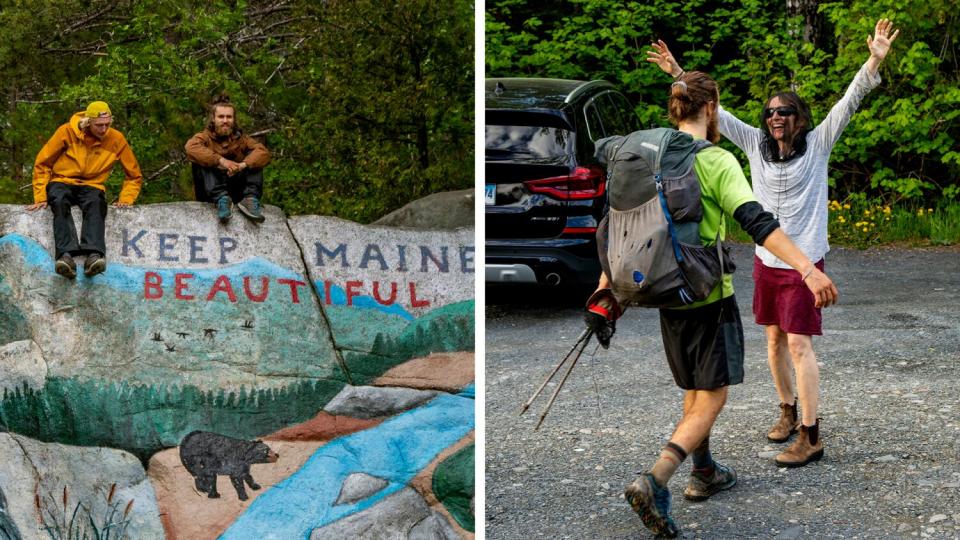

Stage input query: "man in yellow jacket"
[{"left": 26, "top": 101, "right": 143, "bottom": 279}]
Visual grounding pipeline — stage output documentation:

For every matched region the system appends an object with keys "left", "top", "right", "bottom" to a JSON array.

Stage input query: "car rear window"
[
  {"left": 485, "top": 125, "right": 573, "bottom": 159},
  {"left": 486, "top": 109, "right": 575, "bottom": 159}
]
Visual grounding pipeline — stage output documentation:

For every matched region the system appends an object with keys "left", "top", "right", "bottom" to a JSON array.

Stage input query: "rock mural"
[{"left": 0, "top": 200, "right": 474, "bottom": 539}]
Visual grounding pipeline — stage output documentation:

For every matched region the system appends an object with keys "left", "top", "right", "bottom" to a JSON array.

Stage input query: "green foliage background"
[
  {"left": 486, "top": 0, "right": 959, "bottom": 205},
  {"left": 0, "top": 0, "right": 474, "bottom": 223}
]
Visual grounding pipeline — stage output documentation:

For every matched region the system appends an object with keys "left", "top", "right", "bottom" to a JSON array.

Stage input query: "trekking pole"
[
  {"left": 519, "top": 327, "right": 592, "bottom": 416},
  {"left": 534, "top": 329, "right": 594, "bottom": 431}
]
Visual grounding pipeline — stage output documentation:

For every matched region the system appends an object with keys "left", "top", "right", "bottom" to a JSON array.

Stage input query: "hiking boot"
[
  {"left": 776, "top": 418, "right": 823, "bottom": 468},
  {"left": 237, "top": 196, "right": 265, "bottom": 223},
  {"left": 55, "top": 254, "right": 77, "bottom": 280},
  {"left": 624, "top": 473, "right": 679, "bottom": 538},
  {"left": 684, "top": 462, "right": 737, "bottom": 502},
  {"left": 767, "top": 400, "right": 799, "bottom": 443},
  {"left": 83, "top": 253, "right": 107, "bottom": 277},
  {"left": 217, "top": 197, "right": 232, "bottom": 224}
]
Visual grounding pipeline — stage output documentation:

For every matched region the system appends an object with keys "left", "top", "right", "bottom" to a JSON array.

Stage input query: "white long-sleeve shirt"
[{"left": 718, "top": 63, "right": 881, "bottom": 269}]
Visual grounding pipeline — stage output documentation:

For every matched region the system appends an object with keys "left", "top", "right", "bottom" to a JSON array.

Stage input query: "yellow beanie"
[{"left": 84, "top": 101, "right": 112, "bottom": 118}]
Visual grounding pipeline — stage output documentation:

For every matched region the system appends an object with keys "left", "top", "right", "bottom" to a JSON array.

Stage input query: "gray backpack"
[{"left": 595, "top": 128, "right": 733, "bottom": 308}]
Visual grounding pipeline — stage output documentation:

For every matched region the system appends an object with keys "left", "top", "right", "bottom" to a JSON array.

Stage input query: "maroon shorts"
[{"left": 752, "top": 256, "right": 824, "bottom": 335}]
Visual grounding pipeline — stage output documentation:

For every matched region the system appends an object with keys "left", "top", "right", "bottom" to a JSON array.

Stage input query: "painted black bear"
[{"left": 179, "top": 431, "right": 280, "bottom": 500}]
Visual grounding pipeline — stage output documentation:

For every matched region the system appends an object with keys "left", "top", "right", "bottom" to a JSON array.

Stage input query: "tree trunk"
[{"left": 786, "top": 0, "right": 824, "bottom": 48}]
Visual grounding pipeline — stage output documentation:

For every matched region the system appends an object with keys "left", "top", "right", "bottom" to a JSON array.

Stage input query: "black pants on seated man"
[
  {"left": 193, "top": 164, "right": 265, "bottom": 224},
  {"left": 46, "top": 182, "right": 109, "bottom": 279},
  {"left": 47, "top": 182, "right": 107, "bottom": 260},
  {"left": 192, "top": 163, "right": 264, "bottom": 204}
]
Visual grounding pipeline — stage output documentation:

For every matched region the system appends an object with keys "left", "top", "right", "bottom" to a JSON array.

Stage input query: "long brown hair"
[
  {"left": 667, "top": 71, "right": 720, "bottom": 143},
  {"left": 759, "top": 91, "right": 813, "bottom": 162}
]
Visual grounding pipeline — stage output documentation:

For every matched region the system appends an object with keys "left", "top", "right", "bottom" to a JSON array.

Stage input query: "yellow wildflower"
[{"left": 843, "top": 203, "right": 851, "bottom": 210}]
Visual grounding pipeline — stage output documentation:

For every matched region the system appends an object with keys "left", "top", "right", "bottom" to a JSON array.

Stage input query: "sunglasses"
[{"left": 764, "top": 106, "right": 798, "bottom": 119}]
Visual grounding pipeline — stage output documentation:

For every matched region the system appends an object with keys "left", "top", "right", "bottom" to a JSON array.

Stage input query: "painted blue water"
[
  {"left": 0, "top": 233, "right": 303, "bottom": 294},
  {"left": 0, "top": 234, "right": 415, "bottom": 318},
  {"left": 319, "top": 281, "right": 415, "bottom": 321},
  {"left": 219, "top": 390, "right": 474, "bottom": 539}
]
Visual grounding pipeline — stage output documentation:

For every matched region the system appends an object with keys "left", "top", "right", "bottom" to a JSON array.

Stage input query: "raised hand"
[
  {"left": 646, "top": 39, "right": 683, "bottom": 78},
  {"left": 867, "top": 18, "right": 899, "bottom": 61}
]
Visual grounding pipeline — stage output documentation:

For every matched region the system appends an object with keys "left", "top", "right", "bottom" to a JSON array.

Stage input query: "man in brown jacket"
[{"left": 185, "top": 97, "right": 271, "bottom": 223}]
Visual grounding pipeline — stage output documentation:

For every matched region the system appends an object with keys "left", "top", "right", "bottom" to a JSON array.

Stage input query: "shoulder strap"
[{"left": 652, "top": 129, "right": 684, "bottom": 263}]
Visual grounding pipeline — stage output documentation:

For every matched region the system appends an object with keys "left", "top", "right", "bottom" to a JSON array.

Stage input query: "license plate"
[{"left": 484, "top": 184, "right": 496, "bottom": 205}]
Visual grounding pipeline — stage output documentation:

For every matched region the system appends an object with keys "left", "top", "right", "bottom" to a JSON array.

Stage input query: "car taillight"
[{"left": 524, "top": 165, "right": 606, "bottom": 200}]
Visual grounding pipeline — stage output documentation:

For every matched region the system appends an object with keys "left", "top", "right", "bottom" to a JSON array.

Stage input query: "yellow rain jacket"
[{"left": 32, "top": 113, "right": 143, "bottom": 205}]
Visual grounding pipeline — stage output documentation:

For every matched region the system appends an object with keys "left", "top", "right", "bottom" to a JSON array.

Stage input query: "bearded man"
[
  {"left": 27, "top": 101, "right": 143, "bottom": 279},
  {"left": 185, "top": 96, "right": 271, "bottom": 223}
]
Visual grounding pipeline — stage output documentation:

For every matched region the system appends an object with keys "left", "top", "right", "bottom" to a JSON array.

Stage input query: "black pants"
[
  {"left": 659, "top": 295, "right": 745, "bottom": 390},
  {"left": 192, "top": 164, "right": 264, "bottom": 203},
  {"left": 46, "top": 182, "right": 107, "bottom": 259}
]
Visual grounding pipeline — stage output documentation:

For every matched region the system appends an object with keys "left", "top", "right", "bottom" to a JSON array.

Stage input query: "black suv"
[{"left": 485, "top": 78, "right": 641, "bottom": 288}]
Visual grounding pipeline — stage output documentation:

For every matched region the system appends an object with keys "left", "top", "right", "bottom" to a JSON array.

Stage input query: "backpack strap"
[{"left": 651, "top": 130, "right": 684, "bottom": 263}]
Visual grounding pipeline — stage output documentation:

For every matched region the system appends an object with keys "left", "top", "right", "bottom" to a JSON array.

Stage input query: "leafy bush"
[
  {"left": 0, "top": 0, "right": 474, "bottom": 223},
  {"left": 487, "top": 0, "right": 959, "bottom": 211}
]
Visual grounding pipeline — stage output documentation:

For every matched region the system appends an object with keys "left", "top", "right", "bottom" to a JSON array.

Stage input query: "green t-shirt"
[{"left": 674, "top": 144, "right": 756, "bottom": 309}]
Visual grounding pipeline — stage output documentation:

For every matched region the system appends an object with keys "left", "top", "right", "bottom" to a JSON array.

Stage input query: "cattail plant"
[{"left": 36, "top": 483, "right": 137, "bottom": 540}]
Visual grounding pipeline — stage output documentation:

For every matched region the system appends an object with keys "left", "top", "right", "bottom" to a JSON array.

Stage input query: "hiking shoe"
[
  {"left": 84, "top": 253, "right": 107, "bottom": 277},
  {"left": 237, "top": 196, "right": 265, "bottom": 223},
  {"left": 776, "top": 419, "right": 824, "bottom": 468},
  {"left": 767, "top": 400, "right": 800, "bottom": 442},
  {"left": 55, "top": 254, "right": 77, "bottom": 279},
  {"left": 624, "top": 473, "right": 679, "bottom": 538},
  {"left": 217, "top": 197, "right": 232, "bottom": 224},
  {"left": 684, "top": 462, "right": 737, "bottom": 502}
]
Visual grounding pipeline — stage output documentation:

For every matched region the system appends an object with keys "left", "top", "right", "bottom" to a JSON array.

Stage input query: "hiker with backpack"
[
  {"left": 585, "top": 71, "right": 837, "bottom": 538},
  {"left": 647, "top": 18, "right": 899, "bottom": 468}
]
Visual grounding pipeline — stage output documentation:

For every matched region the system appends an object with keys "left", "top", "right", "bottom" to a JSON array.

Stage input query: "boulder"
[
  {"left": 0, "top": 433, "right": 164, "bottom": 540},
  {"left": 335, "top": 472, "right": 389, "bottom": 505},
  {"left": 323, "top": 385, "right": 438, "bottom": 419},
  {"left": 373, "top": 189, "right": 474, "bottom": 230},
  {"left": 309, "top": 487, "right": 459, "bottom": 540},
  {"left": 0, "top": 203, "right": 341, "bottom": 391}
]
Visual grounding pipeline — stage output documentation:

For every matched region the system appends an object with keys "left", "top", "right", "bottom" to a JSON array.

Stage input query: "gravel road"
[{"left": 485, "top": 243, "right": 960, "bottom": 539}]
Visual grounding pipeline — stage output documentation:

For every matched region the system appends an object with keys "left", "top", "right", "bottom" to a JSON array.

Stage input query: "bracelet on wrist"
[
  {"left": 801, "top": 267, "right": 814, "bottom": 281},
  {"left": 673, "top": 69, "right": 685, "bottom": 80}
]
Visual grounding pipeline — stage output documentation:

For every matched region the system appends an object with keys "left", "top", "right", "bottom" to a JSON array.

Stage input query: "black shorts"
[{"left": 659, "top": 295, "right": 744, "bottom": 390}]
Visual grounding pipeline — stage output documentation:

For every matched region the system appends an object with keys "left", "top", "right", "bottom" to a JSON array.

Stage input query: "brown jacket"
[{"left": 184, "top": 129, "right": 271, "bottom": 169}]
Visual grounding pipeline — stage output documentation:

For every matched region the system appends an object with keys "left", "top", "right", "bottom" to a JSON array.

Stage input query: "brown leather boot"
[
  {"left": 766, "top": 400, "right": 799, "bottom": 442},
  {"left": 775, "top": 418, "right": 823, "bottom": 467}
]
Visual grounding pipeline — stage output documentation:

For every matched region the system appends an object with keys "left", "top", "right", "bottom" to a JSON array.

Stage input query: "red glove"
[{"left": 585, "top": 288, "right": 622, "bottom": 348}]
